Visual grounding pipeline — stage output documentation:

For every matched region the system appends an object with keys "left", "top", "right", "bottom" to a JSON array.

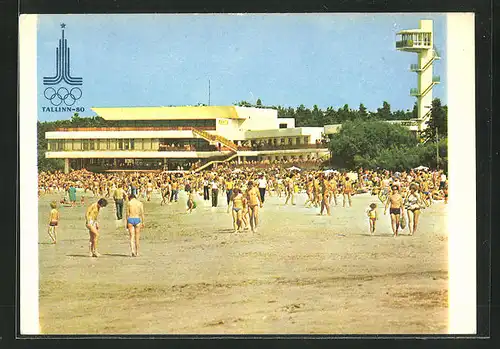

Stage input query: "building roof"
[
  {"left": 91, "top": 106, "right": 244, "bottom": 121},
  {"left": 396, "top": 29, "right": 429, "bottom": 34}
]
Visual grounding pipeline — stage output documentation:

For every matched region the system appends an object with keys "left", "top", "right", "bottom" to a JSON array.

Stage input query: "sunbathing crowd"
[{"left": 39, "top": 164, "right": 448, "bottom": 256}]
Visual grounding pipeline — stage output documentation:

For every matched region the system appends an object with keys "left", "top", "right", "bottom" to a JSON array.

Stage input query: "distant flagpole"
[{"left": 208, "top": 79, "right": 211, "bottom": 106}]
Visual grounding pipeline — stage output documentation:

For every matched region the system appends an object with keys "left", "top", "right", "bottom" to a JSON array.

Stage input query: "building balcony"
[
  {"left": 396, "top": 40, "right": 414, "bottom": 49},
  {"left": 410, "top": 63, "right": 419, "bottom": 71},
  {"left": 244, "top": 143, "right": 328, "bottom": 151}
]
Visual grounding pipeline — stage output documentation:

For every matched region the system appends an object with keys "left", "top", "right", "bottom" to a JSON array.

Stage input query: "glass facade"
[{"left": 47, "top": 138, "right": 213, "bottom": 152}]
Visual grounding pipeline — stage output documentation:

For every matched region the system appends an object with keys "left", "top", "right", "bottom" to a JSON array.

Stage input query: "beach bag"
[{"left": 400, "top": 213, "right": 407, "bottom": 229}]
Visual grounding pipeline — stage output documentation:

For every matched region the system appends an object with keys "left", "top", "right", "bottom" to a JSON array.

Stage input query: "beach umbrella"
[
  {"left": 287, "top": 166, "right": 301, "bottom": 171},
  {"left": 232, "top": 169, "right": 242, "bottom": 173},
  {"left": 324, "top": 169, "right": 338, "bottom": 174},
  {"left": 414, "top": 165, "right": 429, "bottom": 171}
]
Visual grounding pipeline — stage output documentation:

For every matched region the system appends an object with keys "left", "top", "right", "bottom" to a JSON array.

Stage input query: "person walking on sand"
[
  {"left": 366, "top": 203, "right": 378, "bottom": 235},
  {"left": 85, "top": 198, "right": 108, "bottom": 257},
  {"left": 68, "top": 183, "right": 77, "bottom": 207},
  {"left": 258, "top": 174, "right": 268, "bottom": 204},
  {"left": 211, "top": 178, "right": 219, "bottom": 207},
  {"left": 343, "top": 176, "right": 353, "bottom": 208},
  {"left": 126, "top": 193, "right": 145, "bottom": 257},
  {"left": 225, "top": 176, "right": 234, "bottom": 206},
  {"left": 284, "top": 175, "right": 296, "bottom": 206},
  {"left": 146, "top": 180, "right": 154, "bottom": 202},
  {"left": 404, "top": 184, "right": 424, "bottom": 236},
  {"left": 384, "top": 185, "right": 404, "bottom": 237},
  {"left": 227, "top": 188, "right": 244, "bottom": 233},
  {"left": 246, "top": 181, "right": 263, "bottom": 233},
  {"left": 304, "top": 176, "right": 314, "bottom": 208},
  {"left": 47, "top": 201, "right": 59, "bottom": 244},
  {"left": 113, "top": 184, "right": 127, "bottom": 220},
  {"left": 319, "top": 175, "right": 332, "bottom": 216}
]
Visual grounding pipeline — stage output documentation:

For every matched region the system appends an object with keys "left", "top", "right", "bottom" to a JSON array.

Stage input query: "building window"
[
  {"left": 130, "top": 139, "right": 135, "bottom": 150},
  {"left": 279, "top": 123, "right": 287, "bottom": 129},
  {"left": 99, "top": 139, "right": 107, "bottom": 150},
  {"left": 89, "top": 139, "right": 95, "bottom": 150},
  {"left": 118, "top": 139, "right": 124, "bottom": 150},
  {"left": 135, "top": 139, "right": 142, "bottom": 150},
  {"left": 72, "top": 140, "right": 81, "bottom": 151}
]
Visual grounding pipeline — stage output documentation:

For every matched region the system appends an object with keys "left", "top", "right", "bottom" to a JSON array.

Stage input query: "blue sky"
[{"left": 37, "top": 13, "right": 447, "bottom": 121}]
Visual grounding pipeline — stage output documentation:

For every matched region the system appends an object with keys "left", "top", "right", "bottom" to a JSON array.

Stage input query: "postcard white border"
[
  {"left": 19, "top": 13, "right": 40, "bottom": 335},
  {"left": 447, "top": 13, "right": 477, "bottom": 334}
]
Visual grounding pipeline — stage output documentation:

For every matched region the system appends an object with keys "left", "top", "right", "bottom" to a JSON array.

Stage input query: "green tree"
[
  {"left": 311, "top": 104, "right": 323, "bottom": 126},
  {"left": 376, "top": 101, "right": 392, "bottom": 120},
  {"left": 358, "top": 103, "right": 368, "bottom": 120},
  {"left": 423, "top": 98, "right": 447, "bottom": 141},
  {"left": 324, "top": 106, "right": 339, "bottom": 124},
  {"left": 329, "top": 119, "right": 419, "bottom": 169},
  {"left": 256, "top": 98, "right": 262, "bottom": 107}
]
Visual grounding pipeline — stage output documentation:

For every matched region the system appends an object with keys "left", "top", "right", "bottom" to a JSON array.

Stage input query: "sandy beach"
[{"left": 38, "top": 190, "right": 448, "bottom": 334}]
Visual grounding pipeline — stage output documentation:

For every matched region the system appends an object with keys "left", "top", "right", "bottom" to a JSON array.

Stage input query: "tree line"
[{"left": 234, "top": 99, "right": 419, "bottom": 127}]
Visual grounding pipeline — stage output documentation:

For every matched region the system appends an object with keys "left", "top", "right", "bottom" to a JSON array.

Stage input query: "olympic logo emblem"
[{"left": 44, "top": 87, "right": 82, "bottom": 106}]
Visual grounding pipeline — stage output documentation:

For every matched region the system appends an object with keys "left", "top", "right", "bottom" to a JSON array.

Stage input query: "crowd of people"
[{"left": 39, "top": 164, "right": 448, "bottom": 257}]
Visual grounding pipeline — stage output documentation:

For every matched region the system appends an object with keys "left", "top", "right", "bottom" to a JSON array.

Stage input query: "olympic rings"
[{"left": 44, "top": 86, "right": 82, "bottom": 106}]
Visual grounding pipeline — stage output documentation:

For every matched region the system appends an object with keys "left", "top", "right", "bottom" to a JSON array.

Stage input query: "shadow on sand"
[
  {"left": 103, "top": 253, "right": 130, "bottom": 257},
  {"left": 215, "top": 228, "right": 237, "bottom": 234}
]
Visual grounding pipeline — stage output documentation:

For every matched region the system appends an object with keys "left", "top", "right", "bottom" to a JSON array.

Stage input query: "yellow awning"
[{"left": 91, "top": 106, "right": 243, "bottom": 120}]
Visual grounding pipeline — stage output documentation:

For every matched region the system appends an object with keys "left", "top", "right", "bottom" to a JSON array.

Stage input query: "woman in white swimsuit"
[{"left": 404, "top": 184, "right": 423, "bottom": 236}]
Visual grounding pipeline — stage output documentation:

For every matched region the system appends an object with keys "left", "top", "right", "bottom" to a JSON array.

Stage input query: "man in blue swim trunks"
[{"left": 126, "top": 193, "right": 145, "bottom": 257}]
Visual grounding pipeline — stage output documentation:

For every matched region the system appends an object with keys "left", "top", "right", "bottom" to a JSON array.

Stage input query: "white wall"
[
  {"left": 235, "top": 106, "right": 278, "bottom": 131},
  {"left": 215, "top": 118, "right": 246, "bottom": 140},
  {"left": 323, "top": 124, "right": 342, "bottom": 135},
  {"left": 300, "top": 127, "right": 324, "bottom": 143},
  {"left": 277, "top": 118, "right": 295, "bottom": 128}
]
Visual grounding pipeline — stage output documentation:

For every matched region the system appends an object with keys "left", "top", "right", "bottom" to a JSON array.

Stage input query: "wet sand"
[{"left": 38, "top": 190, "right": 448, "bottom": 334}]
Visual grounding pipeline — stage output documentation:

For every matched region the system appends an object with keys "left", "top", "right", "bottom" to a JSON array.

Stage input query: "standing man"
[
  {"left": 439, "top": 170, "right": 447, "bottom": 190},
  {"left": 113, "top": 184, "right": 127, "bottom": 220},
  {"left": 68, "top": 183, "right": 77, "bottom": 207},
  {"left": 319, "top": 175, "right": 332, "bottom": 216},
  {"left": 211, "top": 177, "right": 219, "bottom": 207},
  {"left": 246, "top": 181, "right": 263, "bottom": 233},
  {"left": 171, "top": 179, "right": 179, "bottom": 202},
  {"left": 258, "top": 174, "right": 268, "bottom": 204},
  {"left": 85, "top": 198, "right": 108, "bottom": 257},
  {"left": 126, "top": 193, "right": 145, "bottom": 257},
  {"left": 203, "top": 176, "right": 210, "bottom": 201},
  {"left": 225, "top": 176, "right": 234, "bottom": 206},
  {"left": 384, "top": 185, "right": 404, "bottom": 237}
]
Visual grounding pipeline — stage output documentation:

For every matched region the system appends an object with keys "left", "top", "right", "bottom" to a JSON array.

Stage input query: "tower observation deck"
[{"left": 396, "top": 19, "right": 441, "bottom": 134}]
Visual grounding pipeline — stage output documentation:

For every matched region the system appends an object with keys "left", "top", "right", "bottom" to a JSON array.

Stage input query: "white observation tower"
[{"left": 396, "top": 19, "right": 441, "bottom": 134}]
